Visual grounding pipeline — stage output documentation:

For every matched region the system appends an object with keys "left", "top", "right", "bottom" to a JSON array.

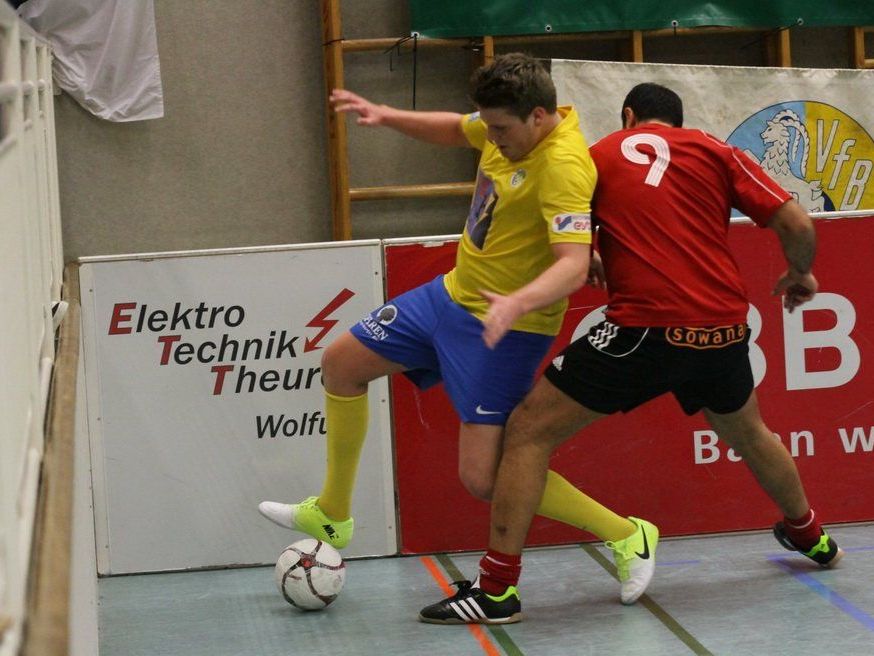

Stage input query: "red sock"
[
  {"left": 478, "top": 549, "right": 521, "bottom": 595},
  {"left": 783, "top": 509, "right": 823, "bottom": 550}
]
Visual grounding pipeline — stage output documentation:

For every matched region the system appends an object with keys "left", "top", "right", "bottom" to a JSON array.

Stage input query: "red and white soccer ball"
[{"left": 274, "top": 538, "right": 346, "bottom": 610}]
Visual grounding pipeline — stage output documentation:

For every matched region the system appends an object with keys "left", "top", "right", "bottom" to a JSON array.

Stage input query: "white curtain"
[{"left": 19, "top": 0, "right": 164, "bottom": 121}]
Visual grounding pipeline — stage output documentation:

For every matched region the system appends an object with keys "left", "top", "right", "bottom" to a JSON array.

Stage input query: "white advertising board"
[{"left": 79, "top": 242, "right": 396, "bottom": 573}]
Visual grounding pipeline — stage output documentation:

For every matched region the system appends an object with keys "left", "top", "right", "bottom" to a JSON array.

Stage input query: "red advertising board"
[{"left": 386, "top": 217, "right": 874, "bottom": 554}]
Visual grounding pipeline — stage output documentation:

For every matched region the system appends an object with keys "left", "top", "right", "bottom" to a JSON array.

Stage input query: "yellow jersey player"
[{"left": 259, "top": 55, "right": 659, "bottom": 617}]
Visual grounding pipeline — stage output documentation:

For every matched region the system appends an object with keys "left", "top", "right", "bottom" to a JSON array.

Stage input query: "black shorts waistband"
[{"left": 662, "top": 324, "right": 748, "bottom": 350}]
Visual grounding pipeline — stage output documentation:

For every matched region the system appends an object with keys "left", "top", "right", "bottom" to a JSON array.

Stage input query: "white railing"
[{"left": 0, "top": 4, "right": 63, "bottom": 655}]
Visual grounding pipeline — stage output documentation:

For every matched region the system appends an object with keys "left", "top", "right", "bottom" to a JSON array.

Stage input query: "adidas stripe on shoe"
[{"left": 419, "top": 580, "right": 522, "bottom": 625}]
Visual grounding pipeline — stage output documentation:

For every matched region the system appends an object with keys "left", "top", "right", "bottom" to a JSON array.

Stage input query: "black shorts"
[{"left": 544, "top": 320, "right": 754, "bottom": 416}]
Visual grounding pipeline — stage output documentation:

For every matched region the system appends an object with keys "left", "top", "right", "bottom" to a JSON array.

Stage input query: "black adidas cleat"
[
  {"left": 773, "top": 522, "right": 844, "bottom": 568},
  {"left": 419, "top": 580, "right": 522, "bottom": 625}
]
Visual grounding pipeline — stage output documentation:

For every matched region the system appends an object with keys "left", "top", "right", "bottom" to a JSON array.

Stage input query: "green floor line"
[
  {"left": 436, "top": 553, "right": 526, "bottom": 656},
  {"left": 580, "top": 543, "right": 714, "bottom": 656}
]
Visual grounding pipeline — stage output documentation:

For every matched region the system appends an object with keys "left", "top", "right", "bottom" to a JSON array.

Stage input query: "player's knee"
[
  {"left": 319, "top": 342, "right": 341, "bottom": 379},
  {"left": 320, "top": 341, "right": 360, "bottom": 393},
  {"left": 504, "top": 403, "right": 546, "bottom": 449},
  {"left": 459, "top": 467, "right": 494, "bottom": 501},
  {"left": 320, "top": 349, "right": 341, "bottom": 391}
]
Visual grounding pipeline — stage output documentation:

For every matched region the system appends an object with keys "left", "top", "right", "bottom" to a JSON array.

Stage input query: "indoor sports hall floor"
[{"left": 99, "top": 523, "right": 874, "bottom": 656}]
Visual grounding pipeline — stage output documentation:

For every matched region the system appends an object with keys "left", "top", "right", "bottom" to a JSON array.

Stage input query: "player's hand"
[
  {"left": 480, "top": 290, "right": 525, "bottom": 349},
  {"left": 586, "top": 250, "right": 606, "bottom": 289},
  {"left": 772, "top": 269, "right": 817, "bottom": 313},
  {"left": 329, "top": 88, "right": 386, "bottom": 126}
]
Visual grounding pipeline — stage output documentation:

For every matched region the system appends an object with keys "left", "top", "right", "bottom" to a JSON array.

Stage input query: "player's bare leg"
[
  {"left": 703, "top": 392, "right": 808, "bottom": 518},
  {"left": 489, "top": 377, "right": 603, "bottom": 554},
  {"left": 704, "top": 391, "right": 843, "bottom": 567},
  {"left": 488, "top": 378, "right": 659, "bottom": 605},
  {"left": 421, "top": 377, "right": 658, "bottom": 623},
  {"left": 458, "top": 422, "right": 504, "bottom": 501}
]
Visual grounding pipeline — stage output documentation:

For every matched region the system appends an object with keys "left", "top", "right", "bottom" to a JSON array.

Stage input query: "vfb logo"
[{"left": 727, "top": 101, "right": 874, "bottom": 213}]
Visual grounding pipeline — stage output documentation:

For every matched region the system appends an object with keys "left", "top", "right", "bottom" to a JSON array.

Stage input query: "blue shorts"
[{"left": 350, "top": 276, "right": 553, "bottom": 425}]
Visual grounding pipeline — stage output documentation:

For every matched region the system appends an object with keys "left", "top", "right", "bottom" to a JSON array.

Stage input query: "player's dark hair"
[
  {"left": 470, "top": 53, "right": 557, "bottom": 120},
  {"left": 621, "top": 83, "right": 683, "bottom": 127}
]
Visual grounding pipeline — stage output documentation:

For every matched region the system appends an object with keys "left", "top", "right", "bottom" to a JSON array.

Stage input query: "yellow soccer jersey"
[{"left": 444, "top": 106, "right": 596, "bottom": 335}]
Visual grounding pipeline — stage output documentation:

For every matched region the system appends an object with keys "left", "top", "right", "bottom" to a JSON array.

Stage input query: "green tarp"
[{"left": 409, "top": 1, "right": 874, "bottom": 38}]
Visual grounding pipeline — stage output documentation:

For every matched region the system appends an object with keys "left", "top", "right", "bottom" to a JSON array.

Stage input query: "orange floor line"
[{"left": 420, "top": 556, "right": 502, "bottom": 656}]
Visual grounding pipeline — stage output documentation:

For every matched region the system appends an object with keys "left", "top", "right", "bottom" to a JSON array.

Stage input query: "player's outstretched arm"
[
  {"left": 767, "top": 200, "right": 818, "bottom": 313},
  {"left": 329, "top": 88, "right": 467, "bottom": 146}
]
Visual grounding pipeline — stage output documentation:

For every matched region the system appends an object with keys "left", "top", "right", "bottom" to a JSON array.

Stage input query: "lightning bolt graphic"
[{"left": 304, "top": 288, "right": 356, "bottom": 352}]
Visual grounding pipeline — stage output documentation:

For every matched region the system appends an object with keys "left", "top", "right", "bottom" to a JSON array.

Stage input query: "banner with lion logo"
[{"left": 552, "top": 60, "right": 874, "bottom": 212}]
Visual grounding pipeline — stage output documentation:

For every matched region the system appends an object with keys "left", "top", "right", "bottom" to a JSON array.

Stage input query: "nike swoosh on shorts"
[{"left": 475, "top": 405, "right": 503, "bottom": 415}]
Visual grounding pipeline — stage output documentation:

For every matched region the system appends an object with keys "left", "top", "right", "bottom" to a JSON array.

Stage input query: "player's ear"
[{"left": 623, "top": 107, "right": 638, "bottom": 129}]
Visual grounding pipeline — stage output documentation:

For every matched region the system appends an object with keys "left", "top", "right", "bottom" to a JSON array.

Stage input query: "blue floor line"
[
  {"left": 657, "top": 559, "right": 702, "bottom": 567},
  {"left": 769, "top": 557, "right": 874, "bottom": 632}
]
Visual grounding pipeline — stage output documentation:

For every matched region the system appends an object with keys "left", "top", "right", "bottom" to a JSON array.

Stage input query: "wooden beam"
[
  {"left": 646, "top": 25, "right": 761, "bottom": 38},
  {"left": 321, "top": 0, "right": 352, "bottom": 240},
  {"left": 850, "top": 26, "right": 865, "bottom": 68},
  {"left": 21, "top": 266, "right": 80, "bottom": 656},
  {"left": 766, "top": 28, "right": 791, "bottom": 67},
  {"left": 627, "top": 30, "right": 644, "bottom": 62},
  {"left": 482, "top": 35, "right": 495, "bottom": 65},
  {"left": 350, "top": 182, "right": 475, "bottom": 201},
  {"left": 337, "top": 25, "right": 784, "bottom": 63},
  {"left": 850, "top": 27, "right": 874, "bottom": 69},
  {"left": 496, "top": 30, "right": 631, "bottom": 46},
  {"left": 342, "top": 36, "right": 465, "bottom": 52},
  {"left": 340, "top": 25, "right": 766, "bottom": 53}
]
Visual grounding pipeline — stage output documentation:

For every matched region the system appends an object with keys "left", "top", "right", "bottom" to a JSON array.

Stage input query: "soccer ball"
[{"left": 274, "top": 538, "right": 346, "bottom": 610}]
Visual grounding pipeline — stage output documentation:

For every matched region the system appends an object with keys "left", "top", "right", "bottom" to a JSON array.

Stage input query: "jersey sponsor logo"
[
  {"left": 665, "top": 324, "right": 747, "bottom": 350},
  {"left": 588, "top": 321, "right": 619, "bottom": 350},
  {"left": 359, "top": 315, "right": 388, "bottom": 341},
  {"left": 510, "top": 169, "right": 527, "bottom": 187},
  {"left": 551, "top": 213, "right": 591, "bottom": 235},
  {"left": 467, "top": 170, "right": 497, "bottom": 250},
  {"left": 376, "top": 304, "right": 398, "bottom": 326},
  {"left": 726, "top": 102, "right": 874, "bottom": 213}
]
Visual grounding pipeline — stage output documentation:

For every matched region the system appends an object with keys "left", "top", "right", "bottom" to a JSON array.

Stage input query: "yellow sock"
[
  {"left": 317, "top": 391, "right": 368, "bottom": 521},
  {"left": 537, "top": 470, "right": 635, "bottom": 542}
]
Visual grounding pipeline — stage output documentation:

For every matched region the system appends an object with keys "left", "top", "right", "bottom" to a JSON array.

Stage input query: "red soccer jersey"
[{"left": 589, "top": 123, "right": 791, "bottom": 327}]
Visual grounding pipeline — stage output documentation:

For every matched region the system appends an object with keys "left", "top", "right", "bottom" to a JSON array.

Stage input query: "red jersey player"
[{"left": 420, "top": 83, "right": 841, "bottom": 625}]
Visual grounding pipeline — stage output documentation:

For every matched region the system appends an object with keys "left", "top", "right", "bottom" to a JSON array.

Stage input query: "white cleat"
[
  {"left": 258, "top": 501, "right": 295, "bottom": 529},
  {"left": 605, "top": 516, "right": 659, "bottom": 605},
  {"left": 258, "top": 496, "right": 354, "bottom": 548}
]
